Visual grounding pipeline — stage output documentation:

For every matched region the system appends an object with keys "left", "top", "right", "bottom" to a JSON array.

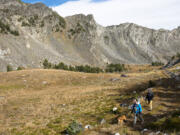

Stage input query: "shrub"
[
  {"left": 40, "top": 21, "right": 44, "bottom": 27},
  {"left": 54, "top": 62, "right": 68, "bottom": 70},
  {"left": 69, "top": 65, "right": 76, "bottom": 71},
  {"left": 0, "top": 20, "right": 10, "bottom": 33},
  {"left": 22, "top": 21, "right": 30, "bottom": 27},
  {"left": 17, "top": 66, "right": 25, "bottom": 71},
  {"left": 65, "top": 121, "right": 83, "bottom": 135},
  {"left": 10, "top": 30, "right": 19, "bottom": 36},
  {"left": 68, "top": 23, "right": 85, "bottom": 36},
  {"left": 151, "top": 61, "right": 164, "bottom": 66},
  {"left": 0, "top": 20, "right": 19, "bottom": 36},
  {"left": 7, "top": 65, "right": 13, "bottom": 72},
  {"left": 18, "top": 17, "right": 23, "bottom": 22},
  {"left": 52, "top": 11, "right": 66, "bottom": 28},
  {"left": 105, "top": 64, "right": 126, "bottom": 73},
  {"left": 43, "top": 59, "right": 52, "bottom": 69},
  {"left": 28, "top": 17, "right": 35, "bottom": 26}
]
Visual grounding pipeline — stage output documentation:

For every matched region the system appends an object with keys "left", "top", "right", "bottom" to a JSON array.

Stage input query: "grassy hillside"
[{"left": 0, "top": 65, "right": 179, "bottom": 135}]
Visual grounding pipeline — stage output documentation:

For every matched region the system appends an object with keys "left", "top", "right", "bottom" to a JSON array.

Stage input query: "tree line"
[{"left": 43, "top": 59, "right": 126, "bottom": 73}]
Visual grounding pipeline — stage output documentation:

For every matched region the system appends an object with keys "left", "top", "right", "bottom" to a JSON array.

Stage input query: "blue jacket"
[{"left": 132, "top": 103, "right": 142, "bottom": 114}]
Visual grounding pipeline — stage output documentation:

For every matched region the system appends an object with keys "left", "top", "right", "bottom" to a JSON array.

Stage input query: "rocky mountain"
[{"left": 0, "top": 0, "right": 180, "bottom": 71}]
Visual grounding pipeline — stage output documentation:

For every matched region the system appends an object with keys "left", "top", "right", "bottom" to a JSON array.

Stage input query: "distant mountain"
[{"left": 0, "top": 0, "right": 180, "bottom": 71}]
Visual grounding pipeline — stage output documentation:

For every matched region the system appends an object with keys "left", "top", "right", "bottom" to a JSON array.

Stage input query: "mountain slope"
[{"left": 0, "top": 0, "right": 180, "bottom": 71}]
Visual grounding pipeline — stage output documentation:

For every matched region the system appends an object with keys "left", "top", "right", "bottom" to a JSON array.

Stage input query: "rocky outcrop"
[{"left": 0, "top": 0, "right": 180, "bottom": 71}]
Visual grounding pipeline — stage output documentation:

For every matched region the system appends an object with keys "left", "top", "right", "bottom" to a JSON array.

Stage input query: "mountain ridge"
[{"left": 0, "top": 0, "right": 180, "bottom": 71}]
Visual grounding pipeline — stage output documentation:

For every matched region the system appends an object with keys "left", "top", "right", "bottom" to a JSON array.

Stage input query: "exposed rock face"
[{"left": 0, "top": 0, "right": 180, "bottom": 71}]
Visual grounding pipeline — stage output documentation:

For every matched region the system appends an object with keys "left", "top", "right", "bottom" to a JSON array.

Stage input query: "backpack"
[
  {"left": 132, "top": 104, "right": 142, "bottom": 114},
  {"left": 146, "top": 92, "right": 154, "bottom": 101}
]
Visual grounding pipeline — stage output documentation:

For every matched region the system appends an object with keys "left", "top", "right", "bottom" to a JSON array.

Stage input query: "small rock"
[
  {"left": 110, "top": 78, "right": 120, "bottom": 82},
  {"left": 176, "top": 67, "right": 180, "bottom": 70},
  {"left": 42, "top": 81, "right": 47, "bottom": 85},
  {"left": 156, "top": 131, "right": 161, "bottom": 135},
  {"left": 100, "top": 119, "right": 106, "bottom": 125},
  {"left": 113, "top": 107, "right": 118, "bottom": 112},
  {"left": 115, "top": 133, "right": 120, "bottom": 135},
  {"left": 84, "top": 125, "right": 92, "bottom": 129},
  {"left": 141, "top": 129, "right": 148, "bottom": 133},
  {"left": 121, "top": 74, "right": 128, "bottom": 77}
]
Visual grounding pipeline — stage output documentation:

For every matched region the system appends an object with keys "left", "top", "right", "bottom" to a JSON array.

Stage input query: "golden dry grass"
[{"left": 0, "top": 66, "right": 179, "bottom": 135}]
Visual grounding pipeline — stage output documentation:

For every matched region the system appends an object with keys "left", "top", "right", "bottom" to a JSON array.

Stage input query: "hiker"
[
  {"left": 131, "top": 98, "right": 144, "bottom": 126},
  {"left": 146, "top": 88, "right": 154, "bottom": 111}
]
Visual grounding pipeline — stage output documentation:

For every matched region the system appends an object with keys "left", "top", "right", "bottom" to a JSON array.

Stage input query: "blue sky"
[
  {"left": 22, "top": 0, "right": 180, "bottom": 30},
  {"left": 21, "top": 0, "right": 105, "bottom": 6}
]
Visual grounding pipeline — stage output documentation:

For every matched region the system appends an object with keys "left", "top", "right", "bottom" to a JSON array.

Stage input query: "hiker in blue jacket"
[{"left": 131, "top": 98, "right": 144, "bottom": 126}]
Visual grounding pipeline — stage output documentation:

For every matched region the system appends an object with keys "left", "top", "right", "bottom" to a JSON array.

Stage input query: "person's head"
[{"left": 133, "top": 98, "right": 137, "bottom": 104}]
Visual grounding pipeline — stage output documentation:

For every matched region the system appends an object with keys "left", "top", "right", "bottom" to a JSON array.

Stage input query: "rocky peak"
[{"left": 0, "top": 0, "right": 22, "bottom": 6}]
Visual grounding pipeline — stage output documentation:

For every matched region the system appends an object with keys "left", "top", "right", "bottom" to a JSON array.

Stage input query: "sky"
[{"left": 22, "top": 0, "right": 180, "bottom": 30}]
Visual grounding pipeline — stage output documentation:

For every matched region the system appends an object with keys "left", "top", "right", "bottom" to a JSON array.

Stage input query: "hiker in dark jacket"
[
  {"left": 146, "top": 88, "right": 154, "bottom": 111},
  {"left": 131, "top": 99, "right": 144, "bottom": 126}
]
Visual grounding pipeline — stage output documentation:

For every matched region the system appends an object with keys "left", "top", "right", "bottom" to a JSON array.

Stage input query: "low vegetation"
[
  {"left": 68, "top": 23, "right": 85, "bottom": 36},
  {"left": 7, "top": 65, "right": 13, "bottom": 72},
  {"left": 65, "top": 121, "right": 83, "bottom": 135},
  {"left": 105, "top": 63, "right": 126, "bottom": 72},
  {"left": 43, "top": 59, "right": 126, "bottom": 73},
  {"left": 151, "top": 61, "right": 164, "bottom": 66},
  {"left": 0, "top": 64, "right": 179, "bottom": 135},
  {"left": 148, "top": 111, "right": 180, "bottom": 132},
  {"left": 0, "top": 20, "right": 19, "bottom": 36},
  {"left": 52, "top": 11, "right": 66, "bottom": 29},
  {"left": 17, "top": 66, "right": 25, "bottom": 71}
]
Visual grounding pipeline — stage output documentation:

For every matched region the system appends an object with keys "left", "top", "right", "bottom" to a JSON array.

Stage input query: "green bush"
[
  {"left": 54, "top": 62, "right": 68, "bottom": 70},
  {"left": 17, "top": 66, "right": 25, "bottom": 71},
  {"left": 68, "top": 23, "right": 85, "bottom": 36},
  {"left": 18, "top": 17, "right": 23, "bottom": 22},
  {"left": 0, "top": 20, "right": 10, "bottom": 33},
  {"left": 41, "top": 60, "right": 129, "bottom": 74},
  {"left": 7, "top": 65, "right": 13, "bottom": 72},
  {"left": 43, "top": 59, "right": 52, "bottom": 69},
  {"left": 40, "top": 21, "right": 44, "bottom": 27},
  {"left": 0, "top": 20, "right": 19, "bottom": 36},
  {"left": 28, "top": 17, "right": 35, "bottom": 26},
  {"left": 65, "top": 121, "right": 83, "bottom": 135},
  {"left": 22, "top": 21, "right": 30, "bottom": 27},
  {"left": 10, "top": 30, "right": 19, "bottom": 36},
  {"left": 75, "top": 65, "right": 103, "bottom": 73},
  {"left": 151, "top": 61, "right": 164, "bottom": 66},
  {"left": 105, "top": 64, "right": 126, "bottom": 73}
]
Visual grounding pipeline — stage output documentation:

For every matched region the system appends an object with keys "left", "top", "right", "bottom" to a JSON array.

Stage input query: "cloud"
[{"left": 52, "top": 0, "right": 180, "bottom": 30}]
